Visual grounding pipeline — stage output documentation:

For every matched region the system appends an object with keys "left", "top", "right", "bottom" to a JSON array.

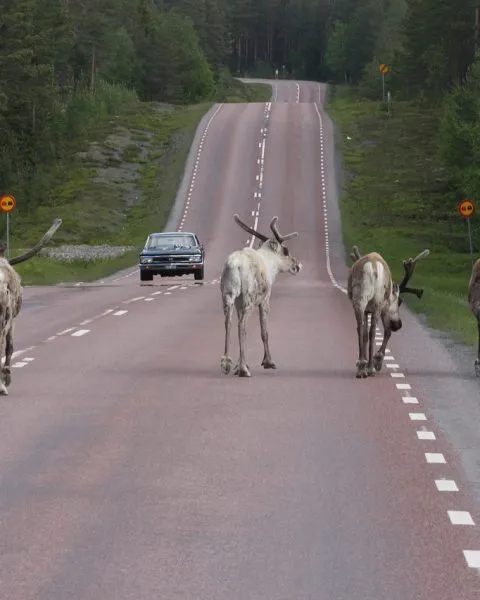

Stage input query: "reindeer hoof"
[
  {"left": 233, "top": 363, "right": 249, "bottom": 375},
  {"left": 367, "top": 366, "right": 376, "bottom": 376},
  {"left": 237, "top": 365, "right": 251, "bottom": 378},
  {"left": 220, "top": 356, "right": 233, "bottom": 375},
  {"left": 261, "top": 359, "right": 276, "bottom": 370},
  {"left": 373, "top": 352, "right": 384, "bottom": 372},
  {"left": 0, "top": 382, "right": 8, "bottom": 396},
  {"left": 475, "top": 359, "right": 480, "bottom": 377},
  {"left": 356, "top": 360, "right": 368, "bottom": 379}
]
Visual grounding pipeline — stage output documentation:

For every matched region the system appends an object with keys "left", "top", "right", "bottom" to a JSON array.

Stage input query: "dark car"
[{"left": 139, "top": 231, "right": 205, "bottom": 282}]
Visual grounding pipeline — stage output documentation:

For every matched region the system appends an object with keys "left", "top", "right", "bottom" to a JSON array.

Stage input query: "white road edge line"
[{"left": 177, "top": 103, "right": 224, "bottom": 232}]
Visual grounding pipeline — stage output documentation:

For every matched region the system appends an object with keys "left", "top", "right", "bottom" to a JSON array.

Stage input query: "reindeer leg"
[
  {"left": 355, "top": 308, "right": 368, "bottom": 378},
  {"left": 236, "top": 304, "right": 253, "bottom": 377},
  {"left": 373, "top": 312, "right": 391, "bottom": 372},
  {"left": 367, "top": 312, "right": 378, "bottom": 376},
  {"left": 3, "top": 322, "right": 13, "bottom": 387},
  {"left": 475, "top": 316, "right": 480, "bottom": 377},
  {"left": 220, "top": 297, "right": 234, "bottom": 375},
  {"left": 259, "top": 302, "right": 276, "bottom": 369}
]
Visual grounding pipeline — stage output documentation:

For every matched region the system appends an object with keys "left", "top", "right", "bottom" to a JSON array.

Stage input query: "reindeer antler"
[
  {"left": 233, "top": 214, "right": 268, "bottom": 242},
  {"left": 269, "top": 217, "right": 298, "bottom": 243},
  {"left": 398, "top": 249, "right": 430, "bottom": 299},
  {"left": 350, "top": 245, "right": 362, "bottom": 262}
]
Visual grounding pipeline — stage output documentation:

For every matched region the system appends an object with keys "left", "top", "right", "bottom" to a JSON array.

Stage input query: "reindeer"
[
  {"left": 348, "top": 245, "right": 429, "bottom": 378},
  {"left": 467, "top": 258, "right": 480, "bottom": 376},
  {"left": 220, "top": 214, "right": 302, "bottom": 377},
  {"left": 0, "top": 218, "right": 62, "bottom": 395}
]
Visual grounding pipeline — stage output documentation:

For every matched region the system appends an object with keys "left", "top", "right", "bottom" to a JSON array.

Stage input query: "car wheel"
[
  {"left": 140, "top": 270, "right": 153, "bottom": 282},
  {"left": 194, "top": 268, "right": 204, "bottom": 281}
]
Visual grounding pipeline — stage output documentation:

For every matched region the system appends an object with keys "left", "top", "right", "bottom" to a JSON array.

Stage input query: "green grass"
[{"left": 328, "top": 85, "right": 478, "bottom": 348}]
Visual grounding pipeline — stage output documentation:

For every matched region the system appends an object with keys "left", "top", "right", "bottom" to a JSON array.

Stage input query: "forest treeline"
[{"left": 1, "top": 0, "right": 479, "bottom": 214}]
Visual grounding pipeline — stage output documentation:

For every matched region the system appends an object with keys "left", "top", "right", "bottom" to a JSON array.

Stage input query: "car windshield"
[{"left": 146, "top": 234, "right": 197, "bottom": 250}]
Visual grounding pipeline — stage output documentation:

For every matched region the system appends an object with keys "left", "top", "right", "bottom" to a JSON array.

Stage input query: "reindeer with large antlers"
[
  {"left": 348, "top": 245, "right": 429, "bottom": 378},
  {"left": 220, "top": 214, "right": 302, "bottom": 377},
  {"left": 0, "top": 218, "right": 62, "bottom": 394}
]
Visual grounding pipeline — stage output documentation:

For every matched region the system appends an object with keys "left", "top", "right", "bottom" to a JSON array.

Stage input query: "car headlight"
[
  {"left": 188, "top": 255, "right": 202, "bottom": 262},
  {"left": 140, "top": 257, "right": 153, "bottom": 264}
]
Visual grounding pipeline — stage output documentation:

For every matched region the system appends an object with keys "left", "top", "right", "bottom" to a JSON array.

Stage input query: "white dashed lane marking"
[
  {"left": 123, "top": 296, "right": 145, "bottom": 304},
  {"left": 417, "top": 430, "right": 436, "bottom": 440},
  {"left": 463, "top": 551, "right": 480, "bottom": 568},
  {"left": 71, "top": 329, "right": 90, "bottom": 337},
  {"left": 57, "top": 327, "right": 75, "bottom": 336},
  {"left": 247, "top": 101, "right": 272, "bottom": 249},
  {"left": 113, "top": 310, "right": 128, "bottom": 316},
  {"left": 409, "top": 413, "right": 427, "bottom": 421},
  {"left": 425, "top": 453, "right": 447, "bottom": 464},
  {"left": 436, "top": 480, "right": 459, "bottom": 492},
  {"left": 448, "top": 511, "right": 475, "bottom": 526}
]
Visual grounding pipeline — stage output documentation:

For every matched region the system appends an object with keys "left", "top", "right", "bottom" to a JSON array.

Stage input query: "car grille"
[{"left": 151, "top": 255, "right": 196, "bottom": 263}]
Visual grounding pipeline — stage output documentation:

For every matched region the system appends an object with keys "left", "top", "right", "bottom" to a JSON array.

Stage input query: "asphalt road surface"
[{"left": 2, "top": 80, "right": 480, "bottom": 599}]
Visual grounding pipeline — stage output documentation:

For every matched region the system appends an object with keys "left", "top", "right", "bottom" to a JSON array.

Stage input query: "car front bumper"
[{"left": 139, "top": 262, "right": 204, "bottom": 275}]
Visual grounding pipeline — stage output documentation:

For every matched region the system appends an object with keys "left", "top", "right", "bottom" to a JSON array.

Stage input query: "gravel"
[{"left": 37, "top": 244, "right": 138, "bottom": 263}]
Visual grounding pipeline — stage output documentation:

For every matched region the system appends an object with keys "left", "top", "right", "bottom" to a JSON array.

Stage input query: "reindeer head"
[
  {"left": 233, "top": 214, "right": 302, "bottom": 274},
  {"left": 387, "top": 282, "right": 403, "bottom": 332}
]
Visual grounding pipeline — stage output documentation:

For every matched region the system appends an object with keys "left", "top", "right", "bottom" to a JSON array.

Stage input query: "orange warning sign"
[
  {"left": 458, "top": 198, "right": 476, "bottom": 218},
  {"left": 0, "top": 194, "right": 16, "bottom": 213}
]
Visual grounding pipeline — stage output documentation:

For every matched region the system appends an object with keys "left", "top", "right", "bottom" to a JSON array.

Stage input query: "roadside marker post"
[
  {"left": 457, "top": 198, "right": 476, "bottom": 265},
  {"left": 379, "top": 63, "right": 389, "bottom": 101},
  {"left": 0, "top": 194, "right": 16, "bottom": 258}
]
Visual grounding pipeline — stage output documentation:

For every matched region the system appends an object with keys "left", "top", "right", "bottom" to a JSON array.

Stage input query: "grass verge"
[{"left": 327, "top": 85, "right": 477, "bottom": 349}]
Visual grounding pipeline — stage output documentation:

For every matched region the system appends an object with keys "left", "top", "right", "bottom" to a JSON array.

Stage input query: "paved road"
[{"left": 2, "top": 80, "right": 480, "bottom": 599}]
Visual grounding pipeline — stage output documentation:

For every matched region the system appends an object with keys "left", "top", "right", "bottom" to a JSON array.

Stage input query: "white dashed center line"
[
  {"left": 247, "top": 101, "right": 272, "bottom": 249},
  {"left": 71, "top": 329, "right": 90, "bottom": 337}
]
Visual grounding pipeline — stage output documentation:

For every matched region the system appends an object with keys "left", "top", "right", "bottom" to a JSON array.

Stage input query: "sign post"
[
  {"left": 0, "top": 194, "right": 16, "bottom": 258},
  {"left": 457, "top": 197, "right": 476, "bottom": 264},
  {"left": 379, "top": 63, "right": 389, "bottom": 101}
]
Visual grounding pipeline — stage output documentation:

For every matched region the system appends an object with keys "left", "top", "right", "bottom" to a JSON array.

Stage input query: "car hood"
[{"left": 140, "top": 248, "right": 200, "bottom": 256}]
